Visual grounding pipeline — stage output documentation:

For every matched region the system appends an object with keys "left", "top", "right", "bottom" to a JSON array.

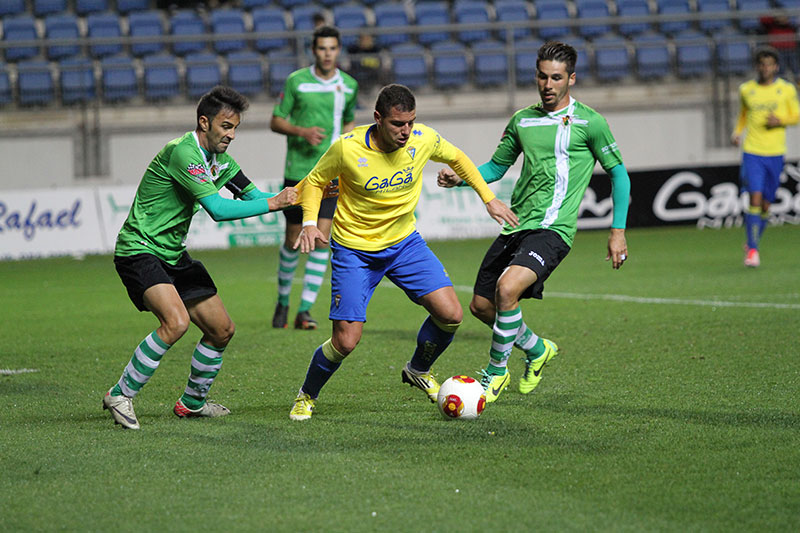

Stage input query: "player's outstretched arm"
[
  {"left": 267, "top": 187, "right": 298, "bottom": 211},
  {"left": 606, "top": 228, "right": 627, "bottom": 269},
  {"left": 485, "top": 198, "right": 519, "bottom": 228},
  {"left": 293, "top": 224, "right": 328, "bottom": 254}
]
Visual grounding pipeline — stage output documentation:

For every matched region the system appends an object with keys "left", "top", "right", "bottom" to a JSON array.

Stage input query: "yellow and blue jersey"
[{"left": 735, "top": 78, "right": 800, "bottom": 156}]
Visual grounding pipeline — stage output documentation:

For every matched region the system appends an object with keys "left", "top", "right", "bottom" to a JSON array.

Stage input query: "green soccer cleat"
[
  {"left": 479, "top": 369, "right": 510, "bottom": 403},
  {"left": 173, "top": 398, "right": 230, "bottom": 418},
  {"left": 289, "top": 392, "right": 316, "bottom": 421},
  {"left": 401, "top": 363, "right": 440, "bottom": 403},
  {"left": 519, "top": 339, "right": 558, "bottom": 394}
]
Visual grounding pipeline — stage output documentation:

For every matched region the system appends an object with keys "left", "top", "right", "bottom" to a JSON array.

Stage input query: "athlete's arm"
[
  {"left": 769, "top": 88, "right": 800, "bottom": 127},
  {"left": 606, "top": 164, "right": 630, "bottom": 270},
  {"left": 270, "top": 115, "right": 325, "bottom": 146},
  {"left": 199, "top": 188, "right": 297, "bottom": 221},
  {"left": 732, "top": 92, "right": 747, "bottom": 145},
  {"left": 437, "top": 159, "right": 510, "bottom": 188},
  {"left": 448, "top": 149, "right": 518, "bottom": 227}
]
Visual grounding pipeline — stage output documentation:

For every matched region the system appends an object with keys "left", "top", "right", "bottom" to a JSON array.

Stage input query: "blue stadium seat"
[
  {"left": 268, "top": 49, "right": 298, "bottom": 96},
  {"left": 87, "top": 13, "right": 123, "bottom": 58},
  {"left": 3, "top": 16, "right": 39, "bottom": 63},
  {"left": 171, "top": 10, "right": 207, "bottom": 56},
  {"left": 319, "top": 0, "right": 350, "bottom": 9},
  {"left": 374, "top": 2, "right": 411, "bottom": 48},
  {"left": 633, "top": 33, "right": 671, "bottom": 79},
  {"left": 17, "top": 60, "right": 55, "bottom": 106},
  {"left": 242, "top": 0, "right": 273, "bottom": 8},
  {"left": 75, "top": 0, "right": 108, "bottom": 16},
  {"left": 102, "top": 55, "right": 137, "bottom": 102},
  {"left": 415, "top": 2, "right": 451, "bottom": 46},
  {"left": 0, "top": 63, "right": 12, "bottom": 105},
  {"left": 716, "top": 37, "right": 751, "bottom": 75},
  {"left": 737, "top": 0, "right": 771, "bottom": 32},
  {"left": 60, "top": 56, "right": 95, "bottom": 104},
  {"left": 617, "top": 0, "right": 652, "bottom": 37},
  {"left": 33, "top": 0, "right": 67, "bottom": 17},
  {"left": 210, "top": 9, "right": 247, "bottom": 54},
  {"left": 658, "top": 0, "right": 692, "bottom": 36},
  {"left": 674, "top": 30, "right": 712, "bottom": 77},
  {"left": 571, "top": 36, "right": 591, "bottom": 80},
  {"left": 494, "top": 0, "right": 531, "bottom": 41},
  {"left": 290, "top": 5, "right": 319, "bottom": 32},
  {"left": 252, "top": 7, "right": 289, "bottom": 52},
  {"left": 472, "top": 40, "right": 508, "bottom": 87},
  {"left": 227, "top": 50, "right": 264, "bottom": 95},
  {"left": 143, "top": 54, "right": 180, "bottom": 100},
  {"left": 696, "top": 0, "right": 733, "bottom": 34},
  {"left": 279, "top": 0, "right": 313, "bottom": 11},
  {"left": 117, "top": 0, "right": 150, "bottom": 14},
  {"left": 390, "top": 43, "right": 427, "bottom": 88},
  {"left": 129, "top": 11, "right": 165, "bottom": 57},
  {"left": 594, "top": 35, "right": 630, "bottom": 81},
  {"left": 536, "top": 1, "right": 571, "bottom": 40},
  {"left": 45, "top": 14, "right": 81, "bottom": 61},
  {"left": 431, "top": 41, "right": 468, "bottom": 88},
  {"left": 0, "top": 0, "right": 26, "bottom": 18},
  {"left": 185, "top": 52, "right": 222, "bottom": 98},
  {"left": 333, "top": 5, "right": 368, "bottom": 48},
  {"left": 453, "top": 0, "right": 492, "bottom": 45},
  {"left": 575, "top": 0, "right": 612, "bottom": 39},
  {"left": 514, "top": 37, "right": 543, "bottom": 84}
]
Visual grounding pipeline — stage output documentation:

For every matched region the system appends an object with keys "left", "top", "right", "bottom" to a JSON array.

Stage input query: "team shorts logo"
[{"left": 528, "top": 250, "right": 545, "bottom": 266}]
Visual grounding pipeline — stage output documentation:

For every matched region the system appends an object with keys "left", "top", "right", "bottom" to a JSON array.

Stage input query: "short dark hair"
[
  {"left": 375, "top": 84, "right": 416, "bottom": 117},
  {"left": 196, "top": 86, "right": 249, "bottom": 125},
  {"left": 537, "top": 41, "right": 578, "bottom": 75},
  {"left": 312, "top": 25, "right": 341, "bottom": 49},
  {"left": 754, "top": 46, "right": 780, "bottom": 65}
]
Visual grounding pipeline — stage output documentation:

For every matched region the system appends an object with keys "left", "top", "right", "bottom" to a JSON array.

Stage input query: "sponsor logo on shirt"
[
  {"left": 601, "top": 142, "right": 619, "bottom": 154},
  {"left": 365, "top": 166, "right": 415, "bottom": 193},
  {"left": 187, "top": 164, "right": 210, "bottom": 183}
]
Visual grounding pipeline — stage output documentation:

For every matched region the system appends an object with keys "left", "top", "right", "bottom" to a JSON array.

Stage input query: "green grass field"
[{"left": 2, "top": 225, "right": 798, "bottom": 532}]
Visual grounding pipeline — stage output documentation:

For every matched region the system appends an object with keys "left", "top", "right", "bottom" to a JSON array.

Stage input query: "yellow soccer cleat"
[
  {"left": 519, "top": 339, "right": 558, "bottom": 394},
  {"left": 289, "top": 392, "right": 316, "bottom": 421},
  {"left": 479, "top": 369, "right": 511, "bottom": 403},
  {"left": 401, "top": 363, "right": 440, "bottom": 403}
]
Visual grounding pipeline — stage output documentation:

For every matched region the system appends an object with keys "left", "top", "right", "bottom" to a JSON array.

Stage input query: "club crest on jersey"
[
  {"left": 561, "top": 115, "right": 572, "bottom": 126},
  {"left": 407, "top": 147, "right": 416, "bottom": 160}
]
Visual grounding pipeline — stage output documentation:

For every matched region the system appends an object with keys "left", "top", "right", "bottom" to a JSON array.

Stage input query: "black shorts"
[
  {"left": 114, "top": 252, "right": 217, "bottom": 312},
  {"left": 282, "top": 178, "right": 338, "bottom": 225},
  {"left": 474, "top": 229, "right": 570, "bottom": 301}
]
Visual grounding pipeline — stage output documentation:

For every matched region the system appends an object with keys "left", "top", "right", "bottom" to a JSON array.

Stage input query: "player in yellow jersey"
[
  {"left": 287, "top": 84, "right": 518, "bottom": 420},
  {"left": 731, "top": 47, "right": 799, "bottom": 267}
]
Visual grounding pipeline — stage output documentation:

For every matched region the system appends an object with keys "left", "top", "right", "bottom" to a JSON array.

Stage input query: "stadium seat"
[
  {"left": 0, "top": 63, "right": 13, "bottom": 105},
  {"left": 594, "top": 35, "right": 631, "bottom": 81},
  {"left": 268, "top": 49, "right": 298, "bottom": 96},
  {"left": 252, "top": 7, "right": 289, "bottom": 52},
  {"left": 117, "top": 0, "right": 150, "bottom": 14},
  {"left": 278, "top": 0, "right": 313, "bottom": 11},
  {"left": 658, "top": 0, "right": 693, "bottom": 36},
  {"left": 17, "top": 60, "right": 55, "bottom": 106},
  {"left": 60, "top": 56, "right": 95, "bottom": 104},
  {"left": 415, "top": 2, "right": 451, "bottom": 46},
  {"left": 617, "top": 0, "right": 652, "bottom": 37},
  {"left": 0, "top": 0, "right": 26, "bottom": 18},
  {"left": 390, "top": 43, "right": 427, "bottom": 88},
  {"left": 33, "top": 0, "right": 67, "bottom": 17},
  {"left": 373, "top": 2, "right": 411, "bottom": 48},
  {"left": 633, "top": 33, "right": 671, "bottom": 80},
  {"left": 536, "top": 1, "right": 571, "bottom": 41},
  {"left": 453, "top": 0, "right": 492, "bottom": 45},
  {"left": 696, "top": 0, "right": 733, "bottom": 34},
  {"left": 290, "top": 5, "right": 320, "bottom": 32},
  {"left": 332, "top": 5, "right": 368, "bottom": 48},
  {"left": 319, "top": 0, "right": 350, "bottom": 9},
  {"left": 3, "top": 16, "right": 40, "bottom": 63},
  {"left": 514, "top": 37, "right": 544, "bottom": 85},
  {"left": 494, "top": 0, "right": 532, "bottom": 41},
  {"left": 716, "top": 37, "right": 751, "bottom": 75},
  {"left": 101, "top": 55, "right": 138, "bottom": 102},
  {"left": 737, "top": 0, "right": 772, "bottom": 32},
  {"left": 143, "top": 54, "right": 181, "bottom": 100},
  {"left": 242, "top": 0, "right": 273, "bottom": 9},
  {"left": 87, "top": 13, "right": 123, "bottom": 58},
  {"left": 75, "top": 0, "right": 108, "bottom": 16},
  {"left": 185, "top": 52, "right": 222, "bottom": 98},
  {"left": 227, "top": 50, "right": 264, "bottom": 95},
  {"left": 674, "top": 30, "right": 712, "bottom": 77},
  {"left": 129, "top": 11, "right": 165, "bottom": 57},
  {"left": 210, "top": 9, "right": 247, "bottom": 54},
  {"left": 575, "top": 0, "right": 612, "bottom": 39},
  {"left": 571, "top": 37, "right": 591, "bottom": 80},
  {"left": 472, "top": 40, "right": 508, "bottom": 87},
  {"left": 171, "top": 10, "right": 207, "bottom": 56},
  {"left": 45, "top": 14, "right": 81, "bottom": 61},
  {"left": 431, "top": 41, "right": 469, "bottom": 89}
]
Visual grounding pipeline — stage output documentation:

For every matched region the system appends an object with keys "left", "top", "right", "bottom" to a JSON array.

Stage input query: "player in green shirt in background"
[
  {"left": 438, "top": 42, "right": 631, "bottom": 403},
  {"left": 103, "top": 86, "right": 297, "bottom": 430},
  {"left": 270, "top": 25, "right": 359, "bottom": 330}
]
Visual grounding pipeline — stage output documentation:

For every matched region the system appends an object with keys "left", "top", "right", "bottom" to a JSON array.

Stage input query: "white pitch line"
[{"left": 0, "top": 368, "right": 40, "bottom": 375}]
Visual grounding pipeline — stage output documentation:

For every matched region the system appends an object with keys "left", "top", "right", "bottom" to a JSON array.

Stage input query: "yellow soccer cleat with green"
[
  {"left": 401, "top": 363, "right": 440, "bottom": 403},
  {"left": 289, "top": 392, "right": 316, "bottom": 421},
  {"left": 520, "top": 339, "right": 558, "bottom": 394},
  {"left": 479, "top": 369, "right": 510, "bottom": 403}
]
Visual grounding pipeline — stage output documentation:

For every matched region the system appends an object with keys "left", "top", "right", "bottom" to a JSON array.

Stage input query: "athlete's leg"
[
  {"left": 410, "top": 286, "right": 463, "bottom": 372},
  {"left": 297, "top": 320, "right": 363, "bottom": 400},
  {"left": 295, "top": 216, "right": 333, "bottom": 329},
  {"left": 274, "top": 216, "right": 302, "bottom": 328}
]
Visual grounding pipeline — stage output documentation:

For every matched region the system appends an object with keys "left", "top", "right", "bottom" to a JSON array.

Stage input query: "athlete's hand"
[
  {"left": 437, "top": 168, "right": 463, "bottom": 188},
  {"left": 323, "top": 179, "right": 339, "bottom": 199},
  {"left": 302, "top": 126, "right": 326, "bottom": 146},
  {"left": 730, "top": 133, "right": 741, "bottom": 146},
  {"left": 766, "top": 113, "right": 782, "bottom": 129},
  {"left": 268, "top": 187, "right": 297, "bottom": 211},
  {"left": 606, "top": 228, "right": 627, "bottom": 269},
  {"left": 293, "top": 224, "right": 328, "bottom": 253},
  {"left": 486, "top": 198, "right": 518, "bottom": 228}
]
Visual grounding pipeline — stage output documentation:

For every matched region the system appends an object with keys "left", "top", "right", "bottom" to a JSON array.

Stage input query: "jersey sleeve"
[
  {"left": 489, "top": 115, "right": 522, "bottom": 167},
  {"left": 428, "top": 127, "right": 460, "bottom": 163},
  {"left": 343, "top": 81, "right": 358, "bottom": 124},
  {"left": 168, "top": 143, "right": 220, "bottom": 200},
  {"left": 587, "top": 115, "right": 624, "bottom": 172},
  {"left": 779, "top": 82, "right": 800, "bottom": 126},
  {"left": 272, "top": 74, "right": 296, "bottom": 119}
]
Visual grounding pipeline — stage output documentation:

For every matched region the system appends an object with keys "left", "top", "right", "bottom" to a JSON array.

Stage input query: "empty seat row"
[{"left": 0, "top": 0, "right": 150, "bottom": 18}]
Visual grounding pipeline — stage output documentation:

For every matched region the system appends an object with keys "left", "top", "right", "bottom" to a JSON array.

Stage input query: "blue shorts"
[
  {"left": 328, "top": 231, "right": 453, "bottom": 322},
  {"left": 741, "top": 152, "right": 784, "bottom": 203}
]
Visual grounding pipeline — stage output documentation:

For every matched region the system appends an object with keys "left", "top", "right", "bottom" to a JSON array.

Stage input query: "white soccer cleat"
[
  {"left": 103, "top": 390, "right": 140, "bottom": 430},
  {"left": 173, "top": 398, "right": 230, "bottom": 418}
]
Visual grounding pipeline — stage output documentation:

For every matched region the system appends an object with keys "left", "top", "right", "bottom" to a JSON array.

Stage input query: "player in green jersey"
[
  {"left": 270, "top": 25, "right": 359, "bottom": 331},
  {"left": 438, "top": 42, "right": 632, "bottom": 402},
  {"left": 103, "top": 86, "right": 297, "bottom": 430}
]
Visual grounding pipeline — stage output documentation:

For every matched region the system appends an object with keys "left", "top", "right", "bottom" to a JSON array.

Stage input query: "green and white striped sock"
[
  {"left": 515, "top": 323, "right": 545, "bottom": 359},
  {"left": 298, "top": 249, "right": 329, "bottom": 312},
  {"left": 277, "top": 246, "right": 299, "bottom": 306},
  {"left": 179, "top": 341, "right": 225, "bottom": 411},
  {"left": 488, "top": 307, "right": 522, "bottom": 374},
  {"left": 111, "top": 330, "right": 171, "bottom": 398}
]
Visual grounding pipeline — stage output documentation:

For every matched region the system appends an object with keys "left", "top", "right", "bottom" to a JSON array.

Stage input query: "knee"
[
  {"left": 469, "top": 298, "right": 494, "bottom": 325},
  {"left": 332, "top": 330, "right": 360, "bottom": 356},
  {"left": 495, "top": 280, "right": 521, "bottom": 310},
  {"left": 434, "top": 305, "right": 462, "bottom": 326},
  {"left": 160, "top": 310, "right": 190, "bottom": 344},
  {"left": 209, "top": 319, "right": 236, "bottom": 348}
]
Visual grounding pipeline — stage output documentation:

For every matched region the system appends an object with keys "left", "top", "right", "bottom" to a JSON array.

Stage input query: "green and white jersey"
[
  {"left": 493, "top": 97, "right": 623, "bottom": 247},
  {"left": 115, "top": 131, "right": 242, "bottom": 264},
  {"left": 273, "top": 66, "right": 358, "bottom": 180}
]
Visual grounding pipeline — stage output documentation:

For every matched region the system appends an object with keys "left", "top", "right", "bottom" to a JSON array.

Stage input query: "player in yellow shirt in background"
[
  {"left": 287, "top": 84, "right": 518, "bottom": 420},
  {"left": 731, "top": 47, "right": 799, "bottom": 267}
]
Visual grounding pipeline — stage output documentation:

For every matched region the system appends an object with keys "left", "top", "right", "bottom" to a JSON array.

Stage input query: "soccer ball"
[{"left": 437, "top": 375, "right": 486, "bottom": 420}]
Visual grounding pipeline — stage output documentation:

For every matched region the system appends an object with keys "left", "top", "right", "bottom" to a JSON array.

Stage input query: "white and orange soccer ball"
[{"left": 437, "top": 375, "right": 486, "bottom": 420}]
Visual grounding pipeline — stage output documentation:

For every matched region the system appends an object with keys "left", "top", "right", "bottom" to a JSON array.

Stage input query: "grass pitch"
[{"left": 1, "top": 225, "right": 798, "bottom": 532}]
